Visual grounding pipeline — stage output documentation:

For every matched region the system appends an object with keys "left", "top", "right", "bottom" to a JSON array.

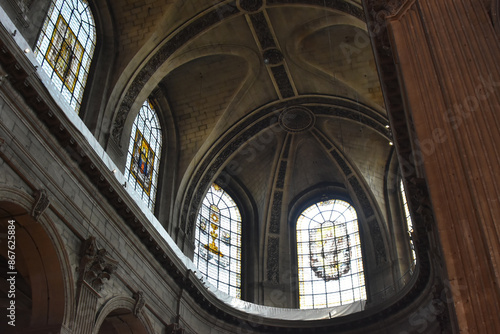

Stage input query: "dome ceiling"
[{"left": 108, "top": 0, "right": 393, "bottom": 307}]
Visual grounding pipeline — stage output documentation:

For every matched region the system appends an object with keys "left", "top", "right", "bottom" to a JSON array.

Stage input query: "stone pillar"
[
  {"left": 74, "top": 285, "right": 100, "bottom": 334},
  {"left": 73, "top": 237, "right": 118, "bottom": 334},
  {"left": 385, "top": 0, "right": 500, "bottom": 332}
]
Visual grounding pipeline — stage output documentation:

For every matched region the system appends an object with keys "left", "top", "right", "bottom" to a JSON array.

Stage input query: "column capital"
[{"left": 78, "top": 237, "right": 118, "bottom": 292}]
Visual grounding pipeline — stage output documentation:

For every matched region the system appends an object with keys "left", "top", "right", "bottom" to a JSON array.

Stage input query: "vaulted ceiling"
[{"left": 105, "top": 1, "right": 392, "bottom": 241}]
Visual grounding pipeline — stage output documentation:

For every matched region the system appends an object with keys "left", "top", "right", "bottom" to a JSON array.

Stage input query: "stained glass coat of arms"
[
  {"left": 309, "top": 221, "right": 351, "bottom": 281},
  {"left": 297, "top": 199, "right": 366, "bottom": 309}
]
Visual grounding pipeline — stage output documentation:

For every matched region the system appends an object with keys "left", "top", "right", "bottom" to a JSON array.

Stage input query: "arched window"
[
  {"left": 400, "top": 180, "right": 416, "bottom": 268},
  {"left": 125, "top": 100, "right": 162, "bottom": 211},
  {"left": 34, "top": 0, "right": 96, "bottom": 112},
  {"left": 296, "top": 199, "right": 366, "bottom": 309},
  {"left": 194, "top": 184, "right": 242, "bottom": 298}
]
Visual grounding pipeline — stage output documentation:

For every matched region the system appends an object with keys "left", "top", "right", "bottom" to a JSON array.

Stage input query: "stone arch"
[
  {"left": 0, "top": 187, "right": 73, "bottom": 332},
  {"left": 93, "top": 296, "right": 155, "bottom": 334}
]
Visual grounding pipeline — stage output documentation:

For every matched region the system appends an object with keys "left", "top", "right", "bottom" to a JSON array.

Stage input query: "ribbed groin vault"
[{"left": 1, "top": 0, "right": 499, "bottom": 333}]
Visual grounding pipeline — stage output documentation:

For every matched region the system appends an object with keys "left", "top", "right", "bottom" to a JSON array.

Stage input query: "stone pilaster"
[
  {"left": 73, "top": 237, "right": 118, "bottom": 334},
  {"left": 385, "top": 0, "right": 500, "bottom": 332}
]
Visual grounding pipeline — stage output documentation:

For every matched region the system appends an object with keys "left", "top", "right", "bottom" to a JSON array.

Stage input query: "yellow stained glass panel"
[{"left": 46, "top": 15, "right": 84, "bottom": 93}]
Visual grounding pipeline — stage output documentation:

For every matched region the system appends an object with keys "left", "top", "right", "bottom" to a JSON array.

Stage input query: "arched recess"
[
  {"left": 93, "top": 296, "right": 155, "bottom": 334},
  {"left": 0, "top": 187, "right": 73, "bottom": 332}
]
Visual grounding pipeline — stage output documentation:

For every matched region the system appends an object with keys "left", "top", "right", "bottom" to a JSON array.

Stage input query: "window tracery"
[
  {"left": 296, "top": 199, "right": 366, "bottom": 309},
  {"left": 35, "top": 0, "right": 96, "bottom": 112},
  {"left": 125, "top": 100, "right": 162, "bottom": 211},
  {"left": 194, "top": 184, "right": 242, "bottom": 298}
]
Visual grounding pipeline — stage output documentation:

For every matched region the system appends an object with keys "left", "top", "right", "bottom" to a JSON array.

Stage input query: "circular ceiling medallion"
[
  {"left": 279, "top": 106, "right": 315, "bottom": 133},
  {"left": 263, "top": 48, "right": 284, "bottom": 65},
  {"left": 238, "top": 0, "right": 264, "bottom": 13}
]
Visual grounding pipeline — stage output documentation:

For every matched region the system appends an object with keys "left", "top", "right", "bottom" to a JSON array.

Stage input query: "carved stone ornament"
[
  {"left": 269, "top": 191, "right": 282, "bottom": 234},
  {"left": 133, "top": 291, "right": 145, "bottom": 317},
  {"left": 384, "top": 0, "right": 407, "bottom": 14},
  {"left": 78, "top": 237, "right": 118, "bottom": 292},
  {"left": 278, "top": 106, "right": 315, "bottom": 133},
  {"left": 366, "top": 0, "right": 408, "bottom": 22},
  {"left": 165, "top": 323, "right": 185, "bottom": 334},
  {"left": 431, "top": 278, "right": 452, "bottom": 334},
  {"left": 0, "top": 74, "right": 8, "bottom": 86},
  {"left": 407, "top": 177, "right": 434, "bottom": 231},
  {"left": 267, "top": 236, "right": 279, "bottom": 284},
  {"left": 263, "top": 48, "right": 284, "bottom": 65},
  {"left": 31, "top": 189, "right": 50, "bottom": 221}
]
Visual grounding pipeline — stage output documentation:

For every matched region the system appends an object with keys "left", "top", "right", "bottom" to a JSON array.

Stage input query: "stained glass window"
[
  {"left": 400, "top": 180, "right": 416, "bottom": 267},
  {"left": 297, "top": 199, "right": 366, "bottom": 309},
  {"left": 125, "top": 100, "right": 162, "bottom": 211},
  {"left": 35, "top": 0, "right": 96, "bottom": 112},
  {"left": 194, "top": 184, "right": 242, "bottom": 298}
]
